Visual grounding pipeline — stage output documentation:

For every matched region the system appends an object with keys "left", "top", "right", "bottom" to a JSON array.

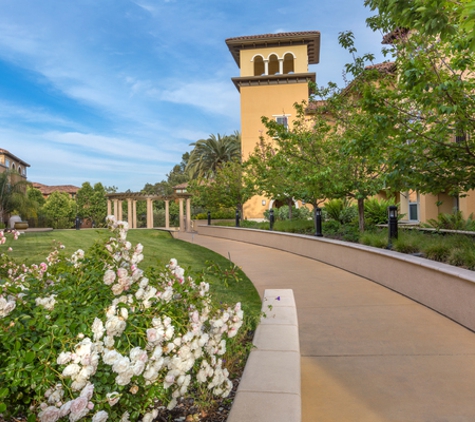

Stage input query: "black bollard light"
[
  {"left": 75, "top": 215, "right": 80, "bottom": 230},
  {"left": 388, "top": 205, "right": 398, "bottom": 248},
  {"left": 269, "top": 208, "right": 275, "bottom": 231},
  {"left": 235, "top": 209, "right": 240, "bottom": 227},
  {"left": 314, "top": 207, "right": 323, "bottom": 237},
  {"left": 207, "top": 211, "right": 211, "bottom": 225}
]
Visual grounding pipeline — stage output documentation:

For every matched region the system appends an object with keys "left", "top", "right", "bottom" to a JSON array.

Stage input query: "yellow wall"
[
  {"left": 240, "top": 45, "right": 309, "bottom": 76},
  {"left": 241, "top": 83, "right": 309, "bottom": 159}
]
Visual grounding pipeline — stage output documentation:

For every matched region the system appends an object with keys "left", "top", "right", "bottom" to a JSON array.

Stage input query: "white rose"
[
  {"left": 69, "top": 396, "right": 90, "bottom": 422},
  {"left": 103, "top": 269, "right": 116, "bottom": 285},
  {"left": 62, "top": 363, "right": 81, "bottom": 378},
  {"left": 38, "top": 405, "right": 60, "bottom": 422},
  {"left": 56, "top": 352, "right": 72, "bottom": 365},
  {"left": 92, "top": 410, "right": 108, "bottom": 422}
]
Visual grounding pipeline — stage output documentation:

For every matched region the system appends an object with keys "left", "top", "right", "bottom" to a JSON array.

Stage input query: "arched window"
[
  {"left": 253, "top": 55, "right": 265, "bottom": 76},
  {"left": 18, "top": 166, "right": 22, "bottom": 175},
  {"left": 283, "top": 53, "right": 295, "bottom": 74},
  {"left": 268, "top": 54, "right": 279, "bottom": 75},
  {"left": 11, "top": 163, "right": 15, "bottom": 170}
]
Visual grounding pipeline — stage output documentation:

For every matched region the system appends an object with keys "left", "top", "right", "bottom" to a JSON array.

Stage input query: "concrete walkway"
[{"left": 173, "top": 231, "right": 475, "bottom": 422}]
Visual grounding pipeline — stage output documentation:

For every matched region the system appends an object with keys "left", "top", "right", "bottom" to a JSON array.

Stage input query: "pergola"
[{"left": 106, "top": 192, "right": 193, "bottom": 232}]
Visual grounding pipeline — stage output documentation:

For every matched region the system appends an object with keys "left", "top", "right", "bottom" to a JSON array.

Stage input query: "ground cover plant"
[{"left": 0, "top": 219, "right": 261, "bottom": 421}]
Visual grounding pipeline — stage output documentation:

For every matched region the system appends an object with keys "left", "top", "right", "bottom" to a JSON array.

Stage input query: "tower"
[{"left": 226, "top": 31, "right": 321, "bottom": 219}]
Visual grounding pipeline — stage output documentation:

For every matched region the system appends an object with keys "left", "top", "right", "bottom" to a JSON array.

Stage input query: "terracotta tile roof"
[
  {"left": 382, "top": 28, "right": 409, "bottom": 45},
  {"left": 0, "top": 148, "right": 30, "bottom": 167},
  {"left": 365, "top": 62, "right": 397, "bottom": 73},
  {"left": 173, "top": 182, "right": 189, "bottom": 190},
  {"left": 226, "top": 31, "right": 321, "bottom": 66},
  {"left": 32, "top": 182, "right": 80, "bottom": 196}
]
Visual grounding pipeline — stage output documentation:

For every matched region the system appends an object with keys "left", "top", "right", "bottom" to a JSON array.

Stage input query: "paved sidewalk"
[{"left": 173, "top": 231, "right": 475, "bottom": 422}]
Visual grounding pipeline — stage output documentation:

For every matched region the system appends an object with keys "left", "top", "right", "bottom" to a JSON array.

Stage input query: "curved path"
[{"left": 173, "top": 231, "right": 475, "bottom": 421}]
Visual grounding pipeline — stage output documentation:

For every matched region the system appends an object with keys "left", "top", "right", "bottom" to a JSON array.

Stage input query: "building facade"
[
  {"left": 0, "top": 148, "right": 30, "bottom": 180},
  {"left": 226, "top": 31, "right": 320, "bottom": 219}
]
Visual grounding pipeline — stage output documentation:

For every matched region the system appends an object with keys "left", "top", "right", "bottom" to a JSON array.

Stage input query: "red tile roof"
[
  {"left": 226, "top": 31, "right": 321, "bottom": 66},
  {"left": 0, "top": 148, "right": 30, "bottom": 167},
  {"left": 32, "top": 182, "right": 80, "bottom": 196}
]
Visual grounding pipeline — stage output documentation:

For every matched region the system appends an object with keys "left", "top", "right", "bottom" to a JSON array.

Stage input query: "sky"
[{"left": 0, "top": 0, "right": 387, "bottom": 192}]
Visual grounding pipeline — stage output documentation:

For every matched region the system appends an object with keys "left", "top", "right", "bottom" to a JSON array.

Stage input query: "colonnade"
[{"left": 106, "top": 193, "right": 192, "bottom": 232}]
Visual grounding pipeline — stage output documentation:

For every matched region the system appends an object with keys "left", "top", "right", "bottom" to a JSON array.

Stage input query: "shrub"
[
  {"left": 364, "top": 197, "right": 399, "bottom": 227},
  {"left": 392, "top": 231, "right": 425, "bottom": 254},
  {"left": 448, "top": 247, "right": 475, "bottom": 269},
  {"left": 424, "top": 210, "right": 475, "bottom": 231},
  {"left": 360, "top": 230, "right": 389, "bottom": 249},
  {"left": 423, "top": 239, "right": 451, "bottom": 262},
  {"left": 195, "top": 209, "right": 235, "bottom": 220},
  {"left": 0, "top": 217, "right": 245, "bottom": 421},
  {"left": 323, "top": 198, "right": 357, "bottom": 225}
]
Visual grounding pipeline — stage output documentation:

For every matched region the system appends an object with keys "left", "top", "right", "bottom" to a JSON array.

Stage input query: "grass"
[{"left": 3, "top": 228, "right": 262, "bottom": 320}]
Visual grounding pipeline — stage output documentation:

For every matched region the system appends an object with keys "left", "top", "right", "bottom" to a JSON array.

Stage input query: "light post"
[
  {"left": 207, "top": 211, "right": 211, "bottom": 225},
  {"left": 388, "top": 205, "right": 398, "bottom": 248},
  {"left": 314, "top": 207, "right": 323, "bottom": 237},
  {"left": 235, "top": 208, "right": 240, "bottom": 228}
]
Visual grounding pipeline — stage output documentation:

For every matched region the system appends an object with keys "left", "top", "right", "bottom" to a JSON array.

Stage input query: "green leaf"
[
  {"left": 24, "top": 351, "right": 36, "bottom": 363},
  {"left": 0, "top": 402, "right": 6, "bottom": 413}
]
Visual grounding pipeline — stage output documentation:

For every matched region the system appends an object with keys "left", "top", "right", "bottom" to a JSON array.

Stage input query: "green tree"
[
  {"left": 42, "top": 191, "right": 74, "bottom": 229},
  {"left": 76, "top": 182, "right": 108, "bottom": 226},
  {"left": 0, "top": 170, "right": 32, "bottom": 223},
  {"left": 361, "top": 1, "right": 475, "bottom": 196},
  {"left": 186, "top": 133, "right": 241, "bottom": 179},
  {"left": 188, "top": 160, "right": 255, "bottom": 215}
]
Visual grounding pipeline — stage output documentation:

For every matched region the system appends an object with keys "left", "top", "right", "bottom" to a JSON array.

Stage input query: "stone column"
[
  {"left": 179, "top": 198, "right": 184, "bottom": 232},
  {"left": 264, "top": 59, "right": 269, "bottom": 75},
  {"left": 132, "top": 200, "right": 137, "bottom": 229},
  {"left": 113, "top": 200, "right": 119, "bottom": 220},
  {"left": 279, "top": 58, "right": 284, "bottom": 74},
  {"left": 146, "top": 198, "right": 153, "bottom": 228},
  {"left": 118, "top": 200, "right": 123, "bottom": 221},
  {"left": 107, "top": 200, "right": 112, "bottom": 216},
  {"left": 186, "top": 198, "right": 191, "bottom": 232},
  {"left": 127, "top": 199, "right": 133, "bottom": 228},
  {"left": 165, "top": 200, "right": 170, "bottom": 229}
]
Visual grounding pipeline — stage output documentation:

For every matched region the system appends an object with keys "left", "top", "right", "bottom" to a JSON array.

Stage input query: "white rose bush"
[{"left": 0, "top": 217, "right": 246, "bottom": 421}]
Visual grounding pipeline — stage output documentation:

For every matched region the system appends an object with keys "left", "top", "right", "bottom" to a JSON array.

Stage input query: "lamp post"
[
  {"left": 269, "top": 208, "right": 275, "bottom": 231},
  {"left": 388, "top": 205, "right": 398, "bottom": 248},
  {"left": 235, "top": 208, "right": 240, "bottom": 227},
  {"left": 207, "top": 211, "right": 211, "bottom": 225},
  {"left": 314, "top": 207, "right": 323, "bottom": 237}
]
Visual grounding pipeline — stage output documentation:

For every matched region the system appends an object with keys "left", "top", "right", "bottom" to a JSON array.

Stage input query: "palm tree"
[
  {"left": 186, "top": 132, "right": 241, "bottom": 179},
  {"left": 0, "top": 170, "right": 32, "bottom": 224}
]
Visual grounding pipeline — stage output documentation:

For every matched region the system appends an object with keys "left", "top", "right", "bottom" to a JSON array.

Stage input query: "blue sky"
[{"left": 0, "top": 0, "right": 386, "bottom": 192}]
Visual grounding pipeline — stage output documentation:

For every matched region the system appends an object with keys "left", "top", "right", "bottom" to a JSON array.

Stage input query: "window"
[
  {"left": 408, "top": 190, "right": 419, "bottom": 221},
  {"left": 275, "top": 115, "right": 288, "bottom": 129},
  {"left": 253, "top": 55, "right": 265, "bottom": 76},
  {"left": 268, "top": 54, "right": 279, "bottom": 75},
  {"left": 283, "top": 53, "right": 294, "bottom": 74}
]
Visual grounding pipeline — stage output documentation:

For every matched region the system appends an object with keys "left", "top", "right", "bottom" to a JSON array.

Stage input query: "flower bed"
[{"left": 0, "top": 217, "right": 245, "bottom": 421}]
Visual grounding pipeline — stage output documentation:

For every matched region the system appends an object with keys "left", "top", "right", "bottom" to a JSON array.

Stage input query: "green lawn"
[{"left": 3, "top": 228, "right": 262, "bottom": 319}]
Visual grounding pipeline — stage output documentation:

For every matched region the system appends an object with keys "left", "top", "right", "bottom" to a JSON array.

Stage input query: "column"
[
  {"left": 264, "top": 59, "right": 269, "bottom": 75},
  {"left": 165, "top": 200, "right": 170, "bottom": 229},
  {"left": 127, "top": 199, "right": 133, "bottom": 228},
  {"left": 146, "top": 198, "right": 153, "bottom": 228},
  {"left": 279, "top": 59, "right": 283, "bottom": 74},
  {"left": 186, "top": 198, "right": 191, "bottom": 232},
  {"left": 118, "top": 200, "right": 123, "bottom": 221},
  {"left": 113, "top": 200, "right": 119, "bottom": 220},
  {"left": 107, "top": 200, "right": 112, "bottom": 216},
  {"left": 179, "top": 198, "right": 184, "bottom": 232},
  {"left": 132, "top": 200, "right": 137, "bottom": 229}
]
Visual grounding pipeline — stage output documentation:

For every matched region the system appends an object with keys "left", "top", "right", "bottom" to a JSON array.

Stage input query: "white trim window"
[{"left": 273, "top": 114, "right": 290, "bottom": 130}]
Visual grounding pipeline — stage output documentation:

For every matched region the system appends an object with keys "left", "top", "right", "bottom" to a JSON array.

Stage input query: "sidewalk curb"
[{"left": 227, "top": 289, "right": 301, "bottom": 422}]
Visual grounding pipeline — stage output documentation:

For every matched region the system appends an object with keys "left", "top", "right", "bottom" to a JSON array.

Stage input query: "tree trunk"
[
  {"left": 358, "top": 197, "right": 365, "bottom": 232},
  {"left": 287, "top": 197, "right": 293, "bottom": 220}
]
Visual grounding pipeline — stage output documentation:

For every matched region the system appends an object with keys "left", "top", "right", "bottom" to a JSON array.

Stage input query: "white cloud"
[{"left": 150, "top": 80, "right": 240, "bottom": 117}]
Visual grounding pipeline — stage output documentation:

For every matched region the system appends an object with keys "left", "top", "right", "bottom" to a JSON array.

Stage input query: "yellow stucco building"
[{"left": 226, "top": 31, "right": 320, "bottom": 219}]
